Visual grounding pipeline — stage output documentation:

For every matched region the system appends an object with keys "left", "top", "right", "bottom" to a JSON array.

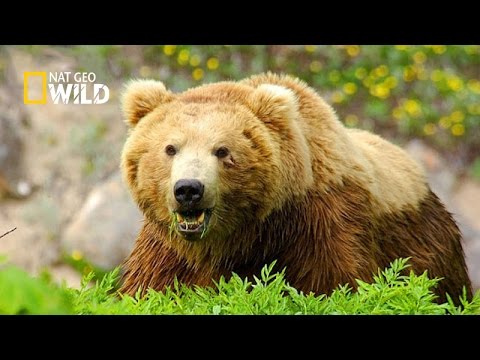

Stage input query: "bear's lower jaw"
[{"left": 174, "top": 208, "right": 212, "bottom": 241}]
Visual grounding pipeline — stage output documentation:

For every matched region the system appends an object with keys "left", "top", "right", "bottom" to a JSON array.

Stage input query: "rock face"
[
  {"left": 452, "top": 180, "right": 480, "bottom": 291},
  {"left": 61, "top": 172, "right": 142, "bottom": 270},
  {"left": 0, "top": 47, "right": 32, "bottom": 199},
  {"left": 0, "top": 115, "right": 31, "bottom": 198},
  {"left": 405, "top": 139, "right": 455, "bottom": 206}
]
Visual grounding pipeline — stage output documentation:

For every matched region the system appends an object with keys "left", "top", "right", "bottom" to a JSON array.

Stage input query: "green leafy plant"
[
  {"left": 1, "top": 258, "right": 479, "bottom": 315},
  {"left": 71, "top": 258, "right": 480, "bottom": 315},
  {"left": 0, "top": 265, "right": 72, "bottom": 314}
]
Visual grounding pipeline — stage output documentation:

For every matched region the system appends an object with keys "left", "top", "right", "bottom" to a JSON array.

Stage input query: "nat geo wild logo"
[{"left": 23, "top": 71, "right": 110, "bottom": 105}]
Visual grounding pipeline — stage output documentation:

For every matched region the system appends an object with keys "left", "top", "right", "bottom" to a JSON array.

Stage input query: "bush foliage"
[
  {"left": 1, "top": 258, "right": 478, "bottom": 315},
  {"left": 21, "top": 45, "right": 480, "bottom": 167},
  {"left": 139, "top": 45, "right": 480, "bottom": 160}
]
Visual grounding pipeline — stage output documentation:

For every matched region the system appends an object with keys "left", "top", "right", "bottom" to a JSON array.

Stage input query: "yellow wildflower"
[
  {"left": 467, "top": 79, "right": 480, "bottom": 94},
  {"left": 439, "top": 116, "right": 451, "bottom": 128},
  {"left": 403, "top": 66, "right": 416, "bottom": 82},
  {"left": 370, "top": 84, "right": 390, "bottom": 99},
  {"left": 392, "top": 107, "right": 403, "bottom": 120},
  {"left": 346, "top": 45, "right": 360, "bottom": 57},
  {"left": 432, "top": 45, "right": 446, "bottom": 54},
  {"left": 177, "top": 49, "right": 190, "bottom": 65},
  {"left": 309, "top": 60, "right": 323, "bottom": 73},
  {"left": 423, "top": 123, "right": 437, "bottom": 135},
  {"left": 404, "top": 99, "right": 422, "bottom": 117},
  {"left": 384, "top": 76, "right": 398, "bottom": 89},
  {"left": 328, "top": 70, "right": 341, "bottom": 83},
  {"left": 343, "top": 82, "right": 358, "bottom": 95},
  {"left": 451, "top": 124, "right": 465, "bottom": 136},
  {"left": 355, "top": 67, "right": 367, "bottom": 80},
  {"left": 71, "top": 250, "right": 83, "bottom": 261},
  {"left": 413, "top": 51, "right": 427, "bottom": 64},
  {"left": 163, "top": 45, "right": 176, "bottom": 56},
  {"left": 189, "top": 54, "right": 201, "bottom": 67},
  {"left": 192, "top": 68, "right": 204, "bottom": 81},
  {"left": 374, "top": 65, "right": 389, "bottom": 78},
  {"left": 206, "top": 57, "right": 219, "bottom": 70},
  {"left": 446, "top": 76, "right": 464, "bottom": 91}
]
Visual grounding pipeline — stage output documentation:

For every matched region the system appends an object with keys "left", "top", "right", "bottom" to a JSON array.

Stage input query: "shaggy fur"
[{"left": 119, "top": 73, "right": 472, "bottom": 303}]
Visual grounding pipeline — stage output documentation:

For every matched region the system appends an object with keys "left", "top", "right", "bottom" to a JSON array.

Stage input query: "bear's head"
[{"left": 121, "top": 79, "right": 312, "bottom": 243}]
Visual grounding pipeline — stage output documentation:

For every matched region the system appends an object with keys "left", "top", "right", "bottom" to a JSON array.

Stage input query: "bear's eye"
[
  {"left": 165, "top": 145, "right": 177, "bottom": 156},
  {"left": 214, "top": 147, "right": 229, "bottom": 159}
]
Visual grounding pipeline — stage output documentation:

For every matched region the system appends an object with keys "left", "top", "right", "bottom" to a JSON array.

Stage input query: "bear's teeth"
[
  {"left": 197, "top": 211, "right": 205, "bottom": 223},
  {"left": 187, "top": 222, "right": 199, "bottom": 230}
]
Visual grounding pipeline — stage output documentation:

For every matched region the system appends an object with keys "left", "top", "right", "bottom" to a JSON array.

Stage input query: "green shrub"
[
  {"left": 1, "top": 258, "right": 478, "bottom": 315},
  {"left": 136, "top": 45, "right": 480, "bottom": 165},
  {"left": 0, "top": 265, "right": 72, "bottom": 314}
]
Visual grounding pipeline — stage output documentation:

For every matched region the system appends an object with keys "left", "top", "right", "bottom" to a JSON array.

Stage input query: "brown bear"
[{"left": 119, "top": 72, "right": 472, "bottom": 303}]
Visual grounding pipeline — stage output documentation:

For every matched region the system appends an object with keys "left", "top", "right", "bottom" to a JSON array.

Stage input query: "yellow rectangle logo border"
[{"left": 24, "top": 72, "right": 47, "bottom": 104}]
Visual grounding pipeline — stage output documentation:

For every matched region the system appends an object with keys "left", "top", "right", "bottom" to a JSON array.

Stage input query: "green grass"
[
  {"left": 0, "top": 258, "right": 478, "bottom": 315},
  {"left": 0, "top": 263, "right": 72, "bottom": 314}
]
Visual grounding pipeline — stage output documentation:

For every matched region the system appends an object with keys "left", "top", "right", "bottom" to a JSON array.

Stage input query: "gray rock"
[
  {"left": 465, "top": 239, "right": 480, "bottom": 291},
  {"left": 61, "top": 172, "right": 142, "bottom": 270},
  {"left": 0, "top": 47, "right": 32, "bottom": 199},
  {"left": 452, "top": 179, "right": 480, "bottom": 291},
  {"left": 405, "top": 139, "right": 455, "bottom": 207},
  {"left": 0, "top": 115, "right": 31, "bottom": 198},
  {"left": 452, "top": 179, "right": 480, "bottom": 233},
  {"left": 48, "top": 264, "right": 83, "bottom": 289}
]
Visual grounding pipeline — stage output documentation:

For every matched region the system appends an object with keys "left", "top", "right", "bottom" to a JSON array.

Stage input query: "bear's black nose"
[{"left": 174, "top": 179, "right": 204, "bottom": 206}]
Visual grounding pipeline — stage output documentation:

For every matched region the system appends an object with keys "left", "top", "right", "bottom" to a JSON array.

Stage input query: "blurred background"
[{"left": 0, "top": 45, "right": 479, "bottom": 291}]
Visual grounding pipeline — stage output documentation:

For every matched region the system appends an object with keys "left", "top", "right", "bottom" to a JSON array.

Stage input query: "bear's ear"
[
  {"left": 122, "top": 79, "right": 174, "bottom": 126},
  {"left": 247, "top": 84, "right": 299, "bottom": 123}
]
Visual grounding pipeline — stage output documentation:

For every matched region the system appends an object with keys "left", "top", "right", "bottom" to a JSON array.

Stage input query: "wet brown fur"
[{"left": 119, "top": 73, "right": 472, "bottom": 303}]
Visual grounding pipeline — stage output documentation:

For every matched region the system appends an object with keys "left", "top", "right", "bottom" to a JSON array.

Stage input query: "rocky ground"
[
  {"left": 1, "top": 47, "right": 479, "bottom": 292},
  {"left": 0, "top": 47, "right": 138, "bottom": 287}
]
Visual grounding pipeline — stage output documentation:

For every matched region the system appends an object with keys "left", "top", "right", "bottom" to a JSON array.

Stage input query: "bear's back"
[
  {"left": 243, "top": 73, "right": 429, "bottom": 214},
  {"left": 346, "top": 128, "right": 428, "bottom": 214}
]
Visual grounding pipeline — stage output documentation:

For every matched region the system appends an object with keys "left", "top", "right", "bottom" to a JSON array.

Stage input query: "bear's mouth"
[{"left": 174, "top": 208, "right": 212, "bottom": 240}]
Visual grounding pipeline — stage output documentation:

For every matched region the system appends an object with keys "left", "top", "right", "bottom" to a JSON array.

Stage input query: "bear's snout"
[{"left": 174, "top": 179, "right": 204, "bottom": 208}]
